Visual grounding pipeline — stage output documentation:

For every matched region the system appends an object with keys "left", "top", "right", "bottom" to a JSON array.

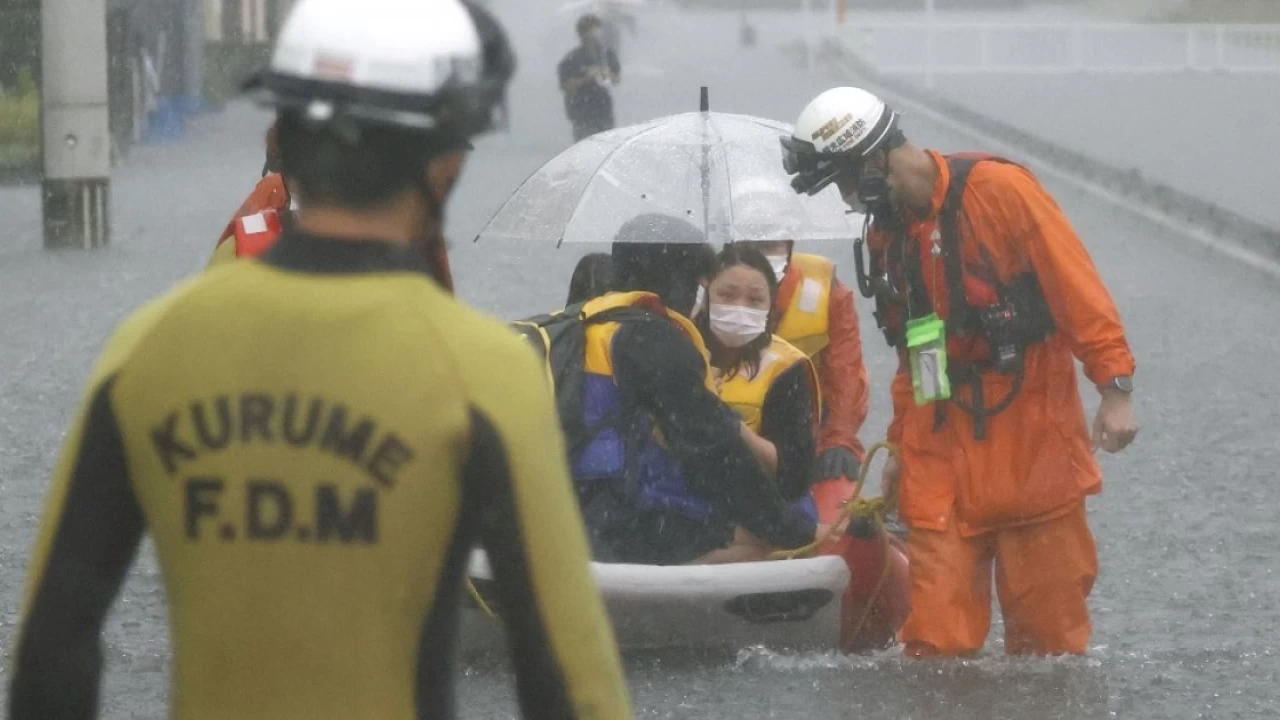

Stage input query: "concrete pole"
[{"left": 40, "top": 0, "right": 111, "bottom": 249}]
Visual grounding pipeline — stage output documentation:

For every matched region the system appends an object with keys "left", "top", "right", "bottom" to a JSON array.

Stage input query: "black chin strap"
[{"left": 411, "top": 173, "right": 450, "bottom": 289}]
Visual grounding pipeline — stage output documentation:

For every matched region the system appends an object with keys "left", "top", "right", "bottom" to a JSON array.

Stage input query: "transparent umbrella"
[{"left": 475, "top": 91, "right": 863, "bottom": 246}]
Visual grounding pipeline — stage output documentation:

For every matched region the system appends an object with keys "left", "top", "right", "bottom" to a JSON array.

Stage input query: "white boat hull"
[{"left": 460, "top": 550, "right": 850, "bottom": 656}]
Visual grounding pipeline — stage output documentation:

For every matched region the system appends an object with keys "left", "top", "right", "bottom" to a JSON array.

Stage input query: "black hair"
[
  {"left": 610, "top": 214, "right": 712, "bottom": 317},
  {"left": 277, "top": 109, "right": 460, "bottom": 210},
  {"left": 577, "top": 13, "right": 602, "bottom": 37},
  {"left": 566, "top": 253, "right": 614, "bottom": 305},
  {"left": 701, "top": 243, "right": 778, "bottom": 378}
]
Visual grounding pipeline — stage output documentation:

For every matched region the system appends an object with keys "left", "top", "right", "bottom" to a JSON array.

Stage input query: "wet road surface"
[{"left": 2, "top": 1, "right": 1278, "bottom": 717}]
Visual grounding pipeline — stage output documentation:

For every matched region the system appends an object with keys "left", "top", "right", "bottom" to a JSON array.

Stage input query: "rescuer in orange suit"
[
  {"left": 214, "top": 121, "right": 290, "bottom": 246},
  {"left": 783, "top": 87, "right": 1139, "bottom": 657}
]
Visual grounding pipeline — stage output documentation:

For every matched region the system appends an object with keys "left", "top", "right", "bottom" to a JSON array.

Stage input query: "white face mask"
[
  {"left": 765, "top": 254, "right": 789, "bottom": 282},
  {"left": 709, "top": 303, "right": 769, "bottom": 348},
  {"left": 689, "top": 284, "right": 707, "bottom": 319}
]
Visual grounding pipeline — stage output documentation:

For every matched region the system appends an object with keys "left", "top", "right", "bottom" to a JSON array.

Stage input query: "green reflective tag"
[{"left": 906, "top": 313, "right": 950, "bottom": 405}]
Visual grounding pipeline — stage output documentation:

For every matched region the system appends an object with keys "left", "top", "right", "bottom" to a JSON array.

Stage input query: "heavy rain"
[{"left": 1, "top": 0, "right": 1278, "bottom": 717}]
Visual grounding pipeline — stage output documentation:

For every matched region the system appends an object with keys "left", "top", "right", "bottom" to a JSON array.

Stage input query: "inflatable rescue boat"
[{"left": 461, "top": 477, "right": 910, "bottom": 655}]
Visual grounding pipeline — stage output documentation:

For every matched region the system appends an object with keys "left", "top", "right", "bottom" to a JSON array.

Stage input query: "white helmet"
[
  {"left": 781, "top": 87, "right": 901, "bottom": 196},
  {"left": 727, "top": 178, "right": 798, "bottom": 243},
  {"left": 250, "top": 0, "right": 513, "bottom": 140}
]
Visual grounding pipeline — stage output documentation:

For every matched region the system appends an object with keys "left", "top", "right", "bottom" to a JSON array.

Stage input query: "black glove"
[
  {"left": 846, "top": 515, "right": 878, "bottom": 540},
  {"left": 815, "top": 446, "right": 860, "bottom": 482}
]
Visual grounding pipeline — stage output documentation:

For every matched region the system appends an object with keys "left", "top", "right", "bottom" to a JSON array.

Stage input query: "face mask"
[
  {"left": 689, "top": 284, "right": 707, "bottom": 319},
  {"left": 709, "top": 303, "right": 768, "bottom": 348},
  {"left": 765, "top": 254, "right": 789, "bottom": 282}
]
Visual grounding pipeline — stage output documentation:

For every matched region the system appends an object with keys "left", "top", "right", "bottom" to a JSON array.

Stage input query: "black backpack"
[{"left": 511, "top": 300, "right": 657, "bottom": 459}]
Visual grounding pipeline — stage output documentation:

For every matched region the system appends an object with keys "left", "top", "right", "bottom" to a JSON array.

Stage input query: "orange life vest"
[{"left": 233, "top": 209, "right": 285, "bottom": 258}]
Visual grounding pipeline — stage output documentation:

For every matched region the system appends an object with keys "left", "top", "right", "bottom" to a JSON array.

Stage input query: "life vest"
[
  {"left": 775, "top": 253, "right": 834, "bottom": 358},
  {"left": 716, "top": 335, "right": 821, "bottom": 435},
  {"left": 573, "top": 291, "right": 716, "bottom": 521},
  {"left": 226, "top": 207, "right": 457, "bottom": 292},
  {"left": 865, "top": 153, "right": 1056, "bottom": 439},
  {"left": 233, "top": 209, "right": 285, "bottom": 258}
]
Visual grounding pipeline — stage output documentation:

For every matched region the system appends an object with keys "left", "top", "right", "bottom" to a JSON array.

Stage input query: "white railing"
[{"left": 841, "top": 23, "right": 1280, "bottom": 76}]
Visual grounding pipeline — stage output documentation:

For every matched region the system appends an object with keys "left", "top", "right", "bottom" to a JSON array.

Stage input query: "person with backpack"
[
  {"left": 696, "top": 243, "right": 820, "bottom": 506},
  {"left": 8, "top": 1, "right": 632, "bottom": 718},
  {"left": 515, "top": 214, "right": 837, "bottom": 566},
  {"left": 782, "top": 86, "right": 1140, "bottom": 657}
]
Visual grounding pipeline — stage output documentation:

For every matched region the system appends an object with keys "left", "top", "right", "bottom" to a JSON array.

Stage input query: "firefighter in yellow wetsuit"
[{"left": 7, "top": 1, "right": 631, "bottom": 718}]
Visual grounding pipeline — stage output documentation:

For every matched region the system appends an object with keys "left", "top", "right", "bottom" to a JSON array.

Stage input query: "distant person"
[
  {"left": 558, "top": 13, "right": 621, "bottom": 143},
  {"left": 7, "top": 1, "right": 633, "bottom": 718},
  {"left": 783, "top": 86, "right": 1139, "bottom": 657},
  {"left": 567, "top": 252, "right": 615, "bottom": 305}
]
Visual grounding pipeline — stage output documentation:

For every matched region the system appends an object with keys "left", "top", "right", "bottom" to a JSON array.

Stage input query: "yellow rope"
[
  {"left": 767, "top": 441, "right": 901, "bottom": 648},
  {"left": 767, "top": 441, "right": 899, "bottom": 561}
]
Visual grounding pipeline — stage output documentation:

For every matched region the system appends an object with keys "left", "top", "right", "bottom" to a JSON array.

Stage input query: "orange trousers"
[{"left": 901, "top": 503, "right": 1097, "bottom": 656}]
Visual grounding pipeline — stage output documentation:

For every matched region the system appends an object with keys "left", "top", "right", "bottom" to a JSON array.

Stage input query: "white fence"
[{"left": 840, "top": 23, "right": 1280, "bottom": 75}]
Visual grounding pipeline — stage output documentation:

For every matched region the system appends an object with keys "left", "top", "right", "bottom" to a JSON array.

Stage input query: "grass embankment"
[{"left": 0, "top": 91, "right": 39, "bottom": 172}]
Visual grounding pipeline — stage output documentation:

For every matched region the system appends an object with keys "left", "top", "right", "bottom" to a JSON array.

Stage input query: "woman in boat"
[
  {"left": 566, "top": 252, "right": 614, "bottom": 305},
  {"left": 698, "top": 244, "right": 821, "bottom": 505}
]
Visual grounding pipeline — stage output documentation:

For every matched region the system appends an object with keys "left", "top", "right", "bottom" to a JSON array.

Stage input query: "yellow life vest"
[
  {"left": 774, "top": 252, "right": 833, "bottom": 357},
  {"left": 582, "top": 291, "right": 713, "bottom": 390},
  {"left": 716, "top": 335, "right": 821, "bottom": 434}
]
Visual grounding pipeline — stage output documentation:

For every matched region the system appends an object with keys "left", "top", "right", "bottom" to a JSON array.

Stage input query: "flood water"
[{"left": 1, "top": 1, "right": 1278, "bottom": 718}]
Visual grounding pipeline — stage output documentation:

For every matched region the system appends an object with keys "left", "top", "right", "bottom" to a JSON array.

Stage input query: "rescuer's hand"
[
  {"left": 881, "top": 455, "right": 901, "bottom": 502},
  {"left": 1093, "top": 391, "right": 1139, "bottom": 453}
]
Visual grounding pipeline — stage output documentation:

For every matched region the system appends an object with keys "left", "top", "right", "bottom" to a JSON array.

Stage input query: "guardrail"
[
  {"left": 841, "top": 22, "right": 1280, "bottom": 75},
  {"left": 827, "top": 40, "right": 1280, "bottom": 265}
]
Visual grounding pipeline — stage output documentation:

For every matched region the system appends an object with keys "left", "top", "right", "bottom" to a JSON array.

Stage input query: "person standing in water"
[
  {"left": 783, "top": 86, "right": 1139, "bottom": 657},
  {"left": 558, "top": 13, "right": 621, "bottom": 143},
  {"left": 8, "top": 1, "right": 632, "bottom": 717}
]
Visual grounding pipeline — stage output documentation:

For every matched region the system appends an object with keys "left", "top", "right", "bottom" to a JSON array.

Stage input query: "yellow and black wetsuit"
[{"left": 9, "top": 231, "right": 631, "bottom": 720}]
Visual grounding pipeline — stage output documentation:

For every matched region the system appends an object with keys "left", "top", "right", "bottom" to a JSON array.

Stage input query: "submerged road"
[{"left": 1, "top": 0, "right": 1278, "bottom": 717}]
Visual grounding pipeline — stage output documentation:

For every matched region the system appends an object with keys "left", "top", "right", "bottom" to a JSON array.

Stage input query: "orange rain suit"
[
  {"left": 209, "top": 172, "right": 455, "bottom": 291},
  {"left": 775, "top": 265, "right": 871, "bottom": 462},
  {"left": 215, "top": 172, "right": 290, "bottom": 247},
  {"left": 869, "top": 151, "right": 1135, "bottom": 656}
]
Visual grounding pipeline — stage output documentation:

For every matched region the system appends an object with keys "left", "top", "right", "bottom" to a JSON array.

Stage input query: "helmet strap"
[{"left": 411, "top": 171, "right": 453, "bottom": 292}]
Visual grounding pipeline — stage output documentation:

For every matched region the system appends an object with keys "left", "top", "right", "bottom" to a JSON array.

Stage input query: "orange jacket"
[
  {"left": 211, "top": 172, "right": 455, "bottom": 291},
  {"left": 872, "top": 151, "right": 1135, "bottom": 536},
  {"left": 776, "top": 265, "right": 870, "bottom": 460},
  {"left": 216, "top": 173, "right": 290, "bottom": 247}
]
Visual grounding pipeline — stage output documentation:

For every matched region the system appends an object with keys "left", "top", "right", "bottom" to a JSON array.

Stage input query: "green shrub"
[{"left": 0, "top": 91, "right": 39, "bottom": 147}]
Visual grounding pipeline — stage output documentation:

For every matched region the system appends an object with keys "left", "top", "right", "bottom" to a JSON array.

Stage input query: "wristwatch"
[{"left": 1097, "top": 376, "right": 1134, "bottom": 394}]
